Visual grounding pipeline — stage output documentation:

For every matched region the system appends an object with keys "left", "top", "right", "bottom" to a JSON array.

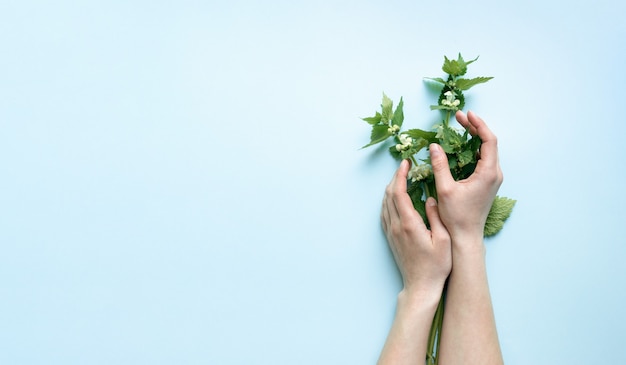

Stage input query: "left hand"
[{"left": 381, "top": 160, "right": 452, "bottom": 293}]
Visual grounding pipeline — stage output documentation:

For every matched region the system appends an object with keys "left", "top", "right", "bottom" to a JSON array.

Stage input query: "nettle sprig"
[
  {"left": 362, "top": 54, "right": 515, "bottom": 237},
  {"left": 362, "top": 54, "right": 516, "bottom": 365}
]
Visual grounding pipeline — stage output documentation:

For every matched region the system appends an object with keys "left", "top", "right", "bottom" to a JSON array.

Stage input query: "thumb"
[
  {"left": 425, "top": 197, "right": 449, "bottom": 241},
  {"left": 429, "top": 143, "right": 453, "bottom": 190},
  {"left": 425, "top": 197, "right": 444, "bottom": 230}
]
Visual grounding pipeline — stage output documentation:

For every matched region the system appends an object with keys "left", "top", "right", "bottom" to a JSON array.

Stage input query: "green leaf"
[
  {"left": 454, "top": 77, "right": 493, "bottom": 91},
  {"left": 442, "top": 54, "right": 479, "bottom": 76},
  {"left": 458, "top": 161, "right": 477, "bottom": 180},
  {"left": 424, "top": 77, "right": 447, "bottom": 84},
  {"left": 362, "top": 111, "right": 382, "bottom": 125},
  {"left": 391, "top": 97, "right": 404, "bottom": 128},
  {"left": 399, "top": 137, "right": 429, "bottom": 159},
  {"left": 467, "top": 135, "right": 482, "bottom": 153},
  {"left": 457, "top": 149, "right": 474, "bottom": 168},
  {"left": 407, "top": 183, "right": 427, "bottom": 224},
  {"left": 389, "top": 144, "right": 402, "bottom": 160},
  {"left": 462, "top": 54, "right": 479, "bottom": 67},
  {"left": 381, "top": 93, "right": 393, "bottom": 123},
  {"left": 361, "top": 124, "right": 391, "bottom": 148},
  {"left": 439, "top": 126, "right": 464, "bottom": 153},
  {"left": 447, "top": 155, "right": 458, "bottom": 170},
  {"left": 404, "top": 129, "right": 438, "bottom": 143},
  {"left": 484, "top": 196, "right": 516, "bottom": 237},
  {"left": 442, "top": 56, "right": 457, "bottom": 76},
  {"left": 437, "top": 87, "right": 465, "bottom": 111}
]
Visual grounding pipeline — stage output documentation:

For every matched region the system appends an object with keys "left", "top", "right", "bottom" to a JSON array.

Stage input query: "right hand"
[{"left": 429, "top": 110, "right": 503, "bottom": 241}]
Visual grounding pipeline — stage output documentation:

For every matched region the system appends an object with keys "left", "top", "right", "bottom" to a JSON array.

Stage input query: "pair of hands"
[{"left": 381, "top": 111, "right": 503, "bottom": 292}]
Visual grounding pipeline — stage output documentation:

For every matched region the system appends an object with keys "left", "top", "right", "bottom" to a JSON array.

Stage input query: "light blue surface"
[{"left": 1, "top": 1, "right": 625, "bottom": 364}]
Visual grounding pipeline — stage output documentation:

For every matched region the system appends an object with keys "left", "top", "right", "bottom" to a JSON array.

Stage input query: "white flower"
[
  {"left": 387, "top": 125, "right": 400, "bottom": 134},
  {"left": 399, "top": 134, "right": 412, "bottom": 145},
  {"left": 394, "top": 134, "right": 413, "bottom": 152},
  {"left": 441, "top": 90, "right": 460, "bottom": 108},
  {"left": 408, "top": 164, "right": 432, "bottom": 182}
]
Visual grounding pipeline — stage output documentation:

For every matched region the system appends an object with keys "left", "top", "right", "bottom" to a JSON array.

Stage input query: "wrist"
[
  {"left": 450, "top": 233, "right": 486, "bottom": 258},
  {"left": 400, "top": 282, "right": 445, "bottom": 308}
]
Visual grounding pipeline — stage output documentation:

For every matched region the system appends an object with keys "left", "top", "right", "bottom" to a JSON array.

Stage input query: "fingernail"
[{"left": 426, "top": 197, "right": 437, "bottom": 207}]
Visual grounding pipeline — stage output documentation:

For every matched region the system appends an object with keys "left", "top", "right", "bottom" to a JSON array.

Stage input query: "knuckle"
[
  {"left": 390, "top": 221, "right": 416, "bottom": 238},
  {"left": 436, "top": 184, "right": 453, "bottom": 198},
  {"left": 483, "top": 168, "right": 503, "bottom": 186},
  {"left": 402, "top": 222, "right": 417, "bottom": 234},
  {"left": 391, "top": 186, "right": 404, "bottom": 199},
  {"left": 389, "top": 222, "right": 403, "bottom": 237},
  {"left": 433, "top": 231, "right": 451, "bottom": 246}
]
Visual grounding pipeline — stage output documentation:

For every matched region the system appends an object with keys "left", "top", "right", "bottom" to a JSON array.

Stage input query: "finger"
[
  {"left": 424, "top": 197, "right": 449, "bottom": 242},
  {"left": 391, "top": 161, "right": 426, "bottom": 227},
  {"left": 383, "top": 159, "right": 408, "bottom": 224},
  {"left": 429, "top": 143, "right": 454, "bottom": 194},
  {"left": 381, "top": 183, "right": 395, "bottom": 234},
  {"left": 381, "top": 196, "right": 390, "bottom": 233},
  {"left": 467, "top": 111, "right": 499, "bottom": 170},
  {"left": 455, "top": 110, "right": 477, "bottom": 135}
]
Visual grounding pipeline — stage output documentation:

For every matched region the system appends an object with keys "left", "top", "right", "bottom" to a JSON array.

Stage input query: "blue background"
[{"left": 1, "top": 1, "right": 625, "bottom": 364}]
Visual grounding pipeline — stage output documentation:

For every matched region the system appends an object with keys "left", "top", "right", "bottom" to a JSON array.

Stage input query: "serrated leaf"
[
  {"left": 391, "top": 97, "right": 404, "bottom": 128},
  {"left": 454, "top": 77, "right": 493, "bottom": 91},
  {"left": 413, "top": 137, "right": 429, "bottom": 153},
  {"left": 442, "top": 54, "right": 479, "bottom": 76},
  {"left": 457, "top": 149, "right": 474, "bottom": 167},
  {"left": 442, "top": 55, "right": 462, "bottom": 76},
  {"left": 484, "top": 196, "right": 516, "bottom": 237},
  {"left": 362, "top": 111, "right": 383, "bottom": 125},
  {"left": 389, "top": 144, "right": 402, "bottom": 160},
  {"left": 404, "top": 129, "right": 438, "bottom": 143},
  {"left": 361, "top": 125, "right": 391, "bottom": 148},
  {"left": 381, "top": 93, "right": 393, "bottom": 123},
  {"left": 439, "top": 126, "right": 463, "bottom": 153},
  {"left": 437, "top": 88, "right": 465, "bottom": 111},
  {"left": 467, "top": 135, "right": 482, "bottom": 152}
]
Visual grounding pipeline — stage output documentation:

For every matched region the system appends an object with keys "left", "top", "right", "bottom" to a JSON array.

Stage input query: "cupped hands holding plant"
[{"left": 366, "top": 54, "right": 512, "bottom": 365}]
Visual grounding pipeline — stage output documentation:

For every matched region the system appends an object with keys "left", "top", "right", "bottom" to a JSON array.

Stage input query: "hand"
[
  {"left": 381, "top": 159, "right": 452, "bottom": 293},
  {"left": 429, "top": 110, "right": 503, "bottom": 241}
]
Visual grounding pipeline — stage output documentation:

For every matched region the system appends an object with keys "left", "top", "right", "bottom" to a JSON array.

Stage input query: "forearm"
[
  {"left": 438, "top": 237, "right": 503, "bottom": 365},
  {"left": 378, "top": 288, "right": 443, "bottom": 365}
]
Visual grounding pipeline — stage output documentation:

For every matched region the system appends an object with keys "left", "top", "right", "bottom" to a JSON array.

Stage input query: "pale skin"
[{"left": 378, "top": 110, "right": 504, "bottom": 365}]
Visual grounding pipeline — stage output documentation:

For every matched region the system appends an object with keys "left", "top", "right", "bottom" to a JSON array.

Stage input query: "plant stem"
[{"left": 426, "top": 289, "right": 446, "bottom": 365}]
